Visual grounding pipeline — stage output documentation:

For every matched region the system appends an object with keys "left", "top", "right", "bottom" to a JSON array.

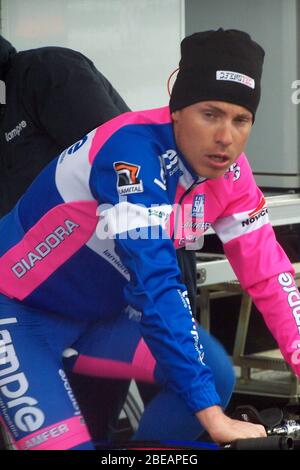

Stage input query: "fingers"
[{"left": 231, "top": 420, "right": 267, "bottom": 439}]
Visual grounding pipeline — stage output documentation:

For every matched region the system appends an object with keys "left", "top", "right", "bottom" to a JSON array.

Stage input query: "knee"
[{"left": 214, "top": 351, "right": 236, "bottom": 408}]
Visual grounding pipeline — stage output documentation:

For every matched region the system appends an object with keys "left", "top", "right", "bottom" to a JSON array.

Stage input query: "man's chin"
[{"left": 196, "top": 167, "right": 229, "bottom": 180}]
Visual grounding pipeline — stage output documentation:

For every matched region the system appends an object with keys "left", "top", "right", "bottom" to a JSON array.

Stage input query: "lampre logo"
[
  {"left": 114, "top": 161, "right": 144, "bottom": 196},
  {"left": 5, "top": 120, "right": 27, "bottom": 142},
  {"left": 58, "top": 135, "right": 88, "bottom": 164},
  {"left": 178, "top": 290, "right": 206, "bottom": 366},
  {"left": 154, "top": 149, "right": 180, "bottom": 190},
  {"left": 241, "top": 196, "right": 268, "bottom": 227},
  {"left": 0, "top": 318, "right": 45, "bottom": 434},
  {"left": 161, "top": 149, "right": 179, "bottom": 176},
  {"left": 278, "top": 272, "right": 300, "bottom": 336},
  {"left": 66, "top": 135, "right": 88, "bottom": 155},
  {"left": 278, "top": 273, "right": 300, "bottom": 366}
]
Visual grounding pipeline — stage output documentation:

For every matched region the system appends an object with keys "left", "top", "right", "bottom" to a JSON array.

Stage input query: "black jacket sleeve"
[{"left": 23, "top": 47, "right": 130, "bottom": 147}]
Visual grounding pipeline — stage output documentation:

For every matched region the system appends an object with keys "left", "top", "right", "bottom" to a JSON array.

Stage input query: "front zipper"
[{"left": 172, "top": 179, "right": 206, "bottom": 242}]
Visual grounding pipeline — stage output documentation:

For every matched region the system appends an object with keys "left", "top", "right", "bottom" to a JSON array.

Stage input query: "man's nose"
[{"left": 215, "top": 123, "right": 233, "bottom": 147}]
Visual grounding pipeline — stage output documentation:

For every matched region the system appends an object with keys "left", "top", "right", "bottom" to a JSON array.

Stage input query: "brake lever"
[{"left": 268, "top": 420, "right": 300, "bottom": 438}]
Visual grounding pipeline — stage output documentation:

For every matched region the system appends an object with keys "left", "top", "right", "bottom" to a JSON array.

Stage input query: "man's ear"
[{"left": 171, "top": 110, "right": 179, "bottom": 122}]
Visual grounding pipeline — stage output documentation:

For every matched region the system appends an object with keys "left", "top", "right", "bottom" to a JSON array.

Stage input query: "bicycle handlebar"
[{"left": 224, "top": 435, "right": 294, "bottom": 450}]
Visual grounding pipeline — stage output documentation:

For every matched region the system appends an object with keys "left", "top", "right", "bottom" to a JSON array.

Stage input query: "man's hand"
[{"left": 196, "top": 405, "right": 267, "bottom": 444}]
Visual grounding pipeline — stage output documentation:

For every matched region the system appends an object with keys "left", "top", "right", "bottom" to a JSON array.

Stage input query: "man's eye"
[
  {"left": 203, "top": 112, "right": 215, "bottom": 118},
  {"left": 235, "top": 117, "right": 251, "bottom": 124}
]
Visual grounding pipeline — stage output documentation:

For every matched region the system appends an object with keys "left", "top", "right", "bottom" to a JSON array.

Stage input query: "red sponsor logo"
[{"left": 248, "top": 196, "right": 266, "bottom": 217}]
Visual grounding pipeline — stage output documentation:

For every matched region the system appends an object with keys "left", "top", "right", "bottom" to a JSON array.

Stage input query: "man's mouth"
[{"left": 205, "top": 154, "right": 230, "bottom": 167}]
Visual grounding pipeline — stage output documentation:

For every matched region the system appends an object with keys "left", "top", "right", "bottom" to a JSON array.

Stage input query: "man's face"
[{"left": 172, "top": 100, "right": 253, "bottom": 179}]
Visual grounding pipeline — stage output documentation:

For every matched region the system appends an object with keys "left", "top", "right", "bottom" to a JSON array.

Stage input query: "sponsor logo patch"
[
  {"left": 5, "top": 120, "right": 27, "bottom": 142},
  {"left": 0, "top": 318, "right": 45, "bottom": 435},
  {"left": 114, "top": 161, "right": 144, "bottom": 196},
  {"left": 241, "top": 196, "right": 268, "bottom": 227},
  {"left": 216, "top": 70, "right": 255, "bottom": 89},
  {"left": 278, "top": 272, "right": 300, "bottom": 336},
  {"left": 58, "top": 135, "right": 88, "bottom": 164},
  {"left": 11, "top": 219, "right": 79, "bottom": 279},
  {"left": 191, "top": 195, "right": 205, "bottom": 218},
  {"left": 226, "top": 162, "right": 241, "bottom": 181}
]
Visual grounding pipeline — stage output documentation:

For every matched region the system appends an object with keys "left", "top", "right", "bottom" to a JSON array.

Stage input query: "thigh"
[
  {"left": 0, "top": 296, "right": 91, "bottom": 450},
  {"left": 68, "top": 315, "right": 234, "bottom": 441},
  {"left": 196, "top": 324, "right": 235, "bottom": 403},
  {"left": 70, "top": 315, "right": 234, "bottom": 393},
  {"left": 153, "top": 324, "right": 235, "bottom": 397},
  {"left": 135, "top": 326, "right": 235, "bottom": 441}
]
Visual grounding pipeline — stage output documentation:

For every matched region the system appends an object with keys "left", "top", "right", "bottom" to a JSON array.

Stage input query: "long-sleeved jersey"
[{"left": 0, "top": 106, "right": 299, "bottom": 413}]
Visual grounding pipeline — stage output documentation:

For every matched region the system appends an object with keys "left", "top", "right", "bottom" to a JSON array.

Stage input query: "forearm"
[{"left": 247, "top": 272, "right": 300, "bottom": 377}]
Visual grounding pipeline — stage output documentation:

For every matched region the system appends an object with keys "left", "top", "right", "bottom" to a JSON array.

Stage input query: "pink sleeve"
[
  {"left": 247, "top": 273, "right": 300, "bottom": 377},
  {"left": 223, "top": 223, "right": 300, "bottom": 374},
  {"left": 223, "top": 223, "right": 292, "bottom": 289},
  {"left": 213, "top": 153, "right": 300, "bottom": 376}
]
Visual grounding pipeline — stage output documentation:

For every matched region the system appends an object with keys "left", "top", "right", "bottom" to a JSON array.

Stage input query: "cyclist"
[{"left": 1, "top": 28, "right": 295, "bottom": 449}]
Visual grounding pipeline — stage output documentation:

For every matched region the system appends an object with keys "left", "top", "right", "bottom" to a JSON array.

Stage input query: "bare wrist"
[{"left": 196, "top": 405, "right": 226, "bottom": 431}]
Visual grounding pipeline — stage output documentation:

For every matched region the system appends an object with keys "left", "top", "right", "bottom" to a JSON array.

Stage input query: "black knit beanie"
[{"left": 169, "top": 28, "right": 265, "bottom": 119}]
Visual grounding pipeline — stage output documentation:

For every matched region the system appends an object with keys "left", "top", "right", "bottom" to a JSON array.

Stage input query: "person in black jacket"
[
  {"left": 0, "top": 34, "right": 198, "bottom": 443},
  {"left": 0, "top": 35, "right": 130, "bottom": 216},
  {"left": 0, "top": 35, "right": 132, "bottom": 444}
]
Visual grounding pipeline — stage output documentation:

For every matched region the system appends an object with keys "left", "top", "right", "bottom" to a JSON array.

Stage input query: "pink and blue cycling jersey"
[{"left": 0, "top": 106, "right": 299, "bottom": 417}]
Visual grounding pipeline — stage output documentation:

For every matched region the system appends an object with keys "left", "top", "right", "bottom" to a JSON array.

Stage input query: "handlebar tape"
[{"left": 226, "top": 435, "right": 294, "bottom": 450}]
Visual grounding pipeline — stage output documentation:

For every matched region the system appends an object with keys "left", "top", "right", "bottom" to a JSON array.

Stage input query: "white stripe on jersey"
[
  {"left": 55, "top": 129, "right": 96, "bottom": 202},
  {"left": 96, "top": 201, "right": 173, "bottom": 238},
  {"left": 213, "top": 206, "right": 269, "bottom": 244}
]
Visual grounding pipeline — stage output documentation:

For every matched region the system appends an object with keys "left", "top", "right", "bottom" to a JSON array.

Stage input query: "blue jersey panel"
[{"left": 24, "top": 245, "right": 128, "bottom": 320}]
